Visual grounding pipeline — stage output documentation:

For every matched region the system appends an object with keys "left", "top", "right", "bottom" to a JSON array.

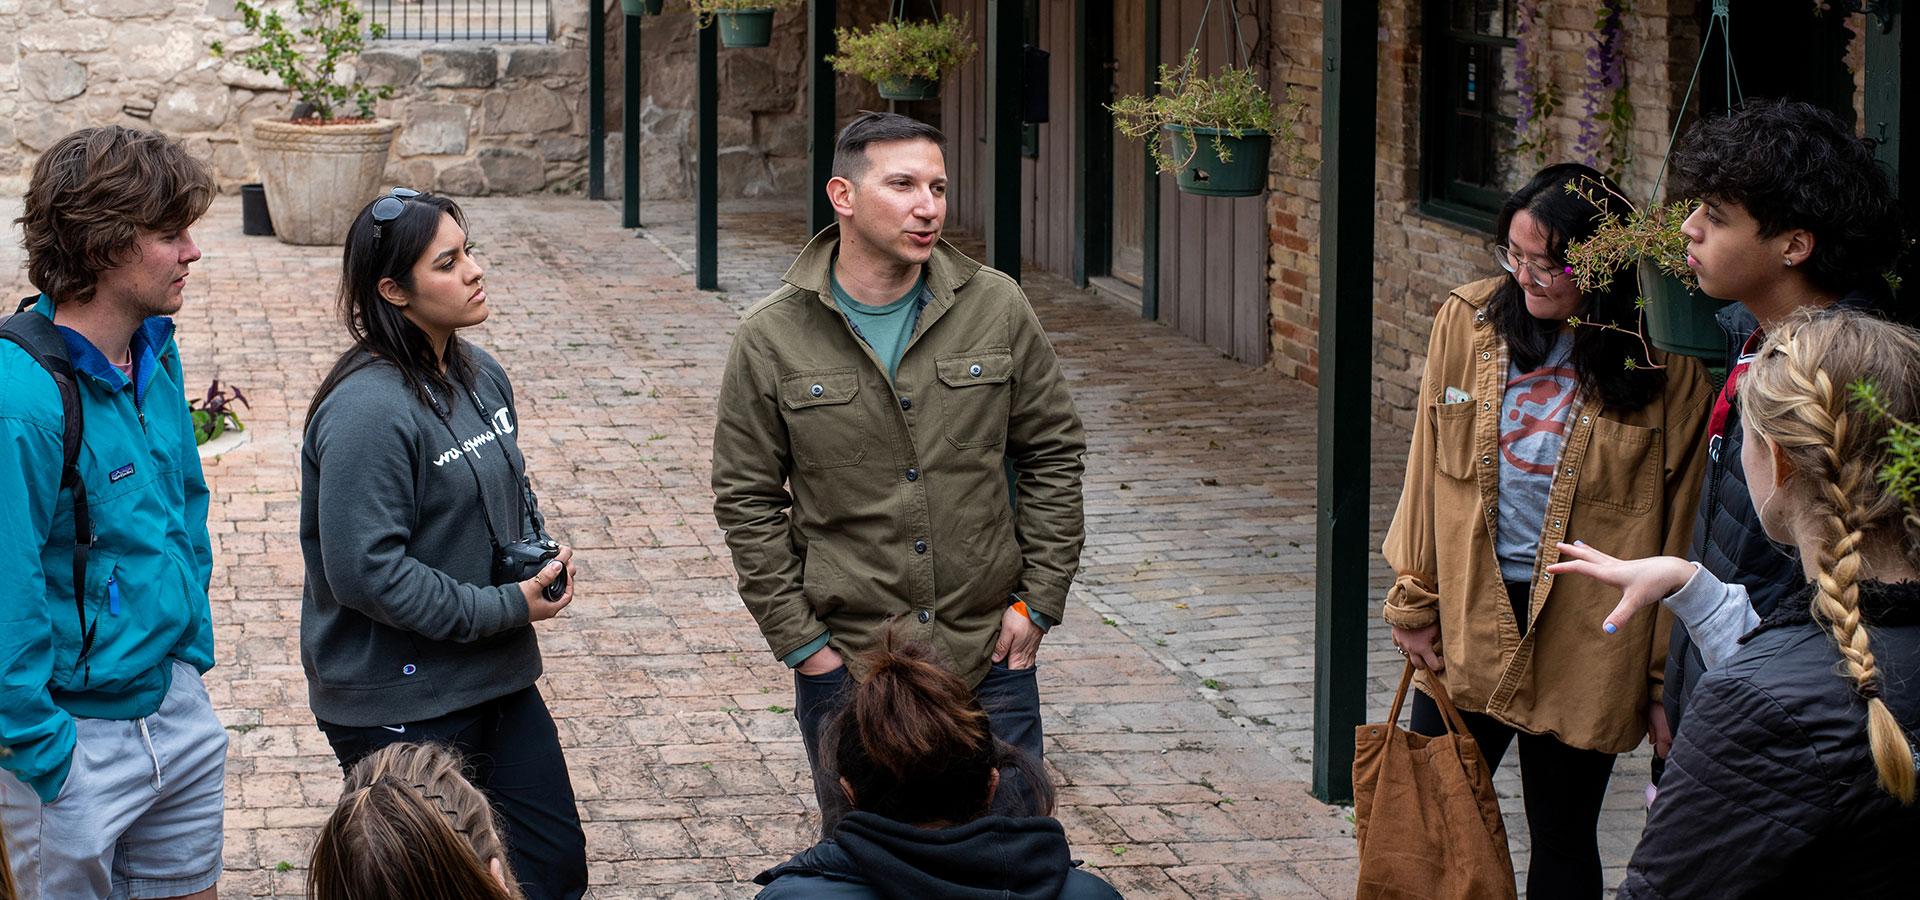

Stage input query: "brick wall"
[{"left": 1265, "top": 0, "right": 1704, "bottom": 434}]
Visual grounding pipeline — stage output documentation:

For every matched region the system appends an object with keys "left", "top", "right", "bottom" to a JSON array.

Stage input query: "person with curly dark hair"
[{"left": 1661, "top": 98, "right": 1909, "bottom": 739}]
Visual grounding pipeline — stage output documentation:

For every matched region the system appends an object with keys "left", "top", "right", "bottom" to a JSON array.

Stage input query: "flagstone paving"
[{"left": 3, "top": 194, "right": 1655, "bottom": 897}]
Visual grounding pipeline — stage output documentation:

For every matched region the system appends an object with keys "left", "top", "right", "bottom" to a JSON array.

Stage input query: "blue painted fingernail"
[
  {"left": 1603, "top": 622, "right": 1617, "bottom": 634},
  {"left": 1575, "top": 540, "right": 1586, "bottom": 546}
]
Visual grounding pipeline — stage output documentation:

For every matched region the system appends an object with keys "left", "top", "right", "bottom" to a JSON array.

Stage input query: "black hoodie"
[{"left": 753, "top": 812, "right": 1121, "bottom": 900}]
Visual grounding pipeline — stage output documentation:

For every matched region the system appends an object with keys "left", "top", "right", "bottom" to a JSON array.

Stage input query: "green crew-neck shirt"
[{"left": 830, "top": 265, "right": 925, "bottom": 383}]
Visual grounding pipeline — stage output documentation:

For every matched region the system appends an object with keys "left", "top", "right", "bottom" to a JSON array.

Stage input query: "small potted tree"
[
  {"left": 690, "top": 0, "right": 799, "bottom": 49},
  {"left": 1562, "top": 177, "right": 1731, "bottom": 365},
  {"left": 213, "top": 0, "right": 398, "bottom": 246},
  {"left": 1109, "top": 50, "right": 1297, "bottom": 198},
  {"left": 829, "top": 15, "right": 975, "bottom": 102}
]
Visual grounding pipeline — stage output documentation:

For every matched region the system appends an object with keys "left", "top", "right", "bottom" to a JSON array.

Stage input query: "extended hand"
[
  {"left": 1545, "top": 542, "right": 1694, "bottom": 634},
  {"left": 992, "top": 605, "right": 1044, "bottom": 670},
  {"left": 1648, "top": 699, "right": 1672, "bottom": 758}
]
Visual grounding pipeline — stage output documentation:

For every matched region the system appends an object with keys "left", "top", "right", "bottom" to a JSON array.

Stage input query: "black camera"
[{"left": 494, "top": 538, "right": 567, "bottom": 602}]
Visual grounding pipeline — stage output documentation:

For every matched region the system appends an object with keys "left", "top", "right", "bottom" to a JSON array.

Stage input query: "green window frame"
[{"left": 1420, "top": 0, "right": 1521, "bottom": 232}]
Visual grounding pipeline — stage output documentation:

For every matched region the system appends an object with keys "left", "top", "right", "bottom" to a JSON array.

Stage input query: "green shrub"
[
  {"left": 688, "top": 0, "right": 800, "bottom": 22},
  {"left": 211, "top": 0, "right": 393, "bottom": 122},
  {"left": 1108, "top": 50, "right": 1303, "bottom": 175},
  {"left": 828, "top": 16, "right": 976, "bottom": 84}
]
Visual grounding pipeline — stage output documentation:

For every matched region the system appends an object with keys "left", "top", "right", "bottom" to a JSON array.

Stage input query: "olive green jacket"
[{"left": 712, "top": 226, "right": 1086, "bottom": 687}]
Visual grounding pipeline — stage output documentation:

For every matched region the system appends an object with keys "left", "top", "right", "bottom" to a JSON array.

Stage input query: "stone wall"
[{"left": 0, "top": 0, "right": 892, "bottom": 200}]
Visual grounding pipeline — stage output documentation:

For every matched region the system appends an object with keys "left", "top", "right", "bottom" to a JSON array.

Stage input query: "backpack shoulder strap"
[{"left": 0, "top": 295, "right": 98, "bottom": 668}]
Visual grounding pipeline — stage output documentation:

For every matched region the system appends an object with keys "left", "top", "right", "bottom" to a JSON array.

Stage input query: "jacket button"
[
  {"left": 969, "top": 364, "right": 983, "bottom": 377},
  {"left": 1482, "top": 455, "right": 1492, "bottom": 466},
  {"left": 900, "top": 397, "right": 912, "bottom": 410},
  {"left": 917, "top": 609, "right": 932, "bottom": 624},
  {"left": 905, "top": 468, "right": 919, "bottom": 482},
  {"left": 913, "top": 540, "right": 927, "bottom": 554},
  {"left": 1481, "top": 351, "right": 1491, "bottom": 361},
  {"left": 810, "top": 384, "right": 825, "bottom": 398}
]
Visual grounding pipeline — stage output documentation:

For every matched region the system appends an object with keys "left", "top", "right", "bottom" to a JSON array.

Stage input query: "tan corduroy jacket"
[
  {"left": 1382, "top": 277, "right": 1714, "bottom": 754},
  {"left": 712, "top": 226, "right": 1086, "bottom": 688}
]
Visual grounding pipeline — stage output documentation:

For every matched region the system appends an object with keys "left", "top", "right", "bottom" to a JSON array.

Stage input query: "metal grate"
[{"left": 365, "top": 0, "right": 552, "bottom": 43}]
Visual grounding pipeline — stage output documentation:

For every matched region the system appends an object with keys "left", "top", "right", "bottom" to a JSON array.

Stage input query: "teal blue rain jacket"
[{"left": 0, "top": 295, "right": 215, "bottom": 803}]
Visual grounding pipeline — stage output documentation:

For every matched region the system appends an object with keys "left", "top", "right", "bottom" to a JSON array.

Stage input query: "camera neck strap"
[{"left": 423, "top": 377, "right": 532, "bottom": 552}]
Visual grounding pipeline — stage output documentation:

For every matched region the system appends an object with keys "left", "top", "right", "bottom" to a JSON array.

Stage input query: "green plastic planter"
[
  {"left": 877, "top": 76, "right": 940, "bottom": 101},
  {"left": 620, "top": 0, "right": 663, "bottom": 14},
  {"left": 1165, "top": 126, "right": 1270, "bottom": 198},
  {"left": 715, "top": 8, "right": 775, "bottom": 47},
  {"left": 1638, "top": 260, "right": 1732, "bottom": 365}
]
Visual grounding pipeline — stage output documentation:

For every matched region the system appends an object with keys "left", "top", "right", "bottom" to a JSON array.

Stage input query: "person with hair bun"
[
  {"left": 1549, "top": 310, "right": 1920, "bottom": 897},
  {"left": 752, "top": 633, "right": 1119, "bottom": 899},
  {"left": 308, "top": 742, "right": 520, "bottom": 900}
]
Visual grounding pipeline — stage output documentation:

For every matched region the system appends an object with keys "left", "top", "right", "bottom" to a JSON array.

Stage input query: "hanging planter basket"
[
  {"left": 1165, "top": 126, "right": 1270, "bottom": 198},
  {"left": 1638, "top": 261, "right": 1731, "bottom": 366},
  {"left": 716, "top": 8, "right": 776, "bottom": 47},
  {"left": 621, "top": 0, "right": 664, "bottom": 14},
  {"left": 877, "top": 76, "right": 941, "bottom": 101},
  {"left": 829, "top": 14, "right": 974, "bottom": 104}
]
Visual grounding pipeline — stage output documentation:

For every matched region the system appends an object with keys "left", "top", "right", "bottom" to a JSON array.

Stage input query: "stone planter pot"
[
  {"left": 251, "top": 118, "right": 400, "bottom": 246},
  {"left": 877, "top": 76, "right": 940, "bottom": 101},
  {"left": 1638, "top": 260, "right": 1732, "bottom": 366},
  {"left": 1164, "top": 125, "right": 1269, "bottom": 198},
  {"left": 716, "top": 9, "right": 775, "bottom": 47}
]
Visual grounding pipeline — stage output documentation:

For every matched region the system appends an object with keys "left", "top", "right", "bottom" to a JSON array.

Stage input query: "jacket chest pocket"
[
  {"left": 781, "top": 370, "right": 867, "bottom": 469},
  {"left": 1573, "top": 417, "right": 1662, "bottom": 515},
  {"left": 937, "top": 350, "right": 1014, "bottom": 450},
  {"left": 1431, "top": 401, "right": 1479, "bottom": 481}
]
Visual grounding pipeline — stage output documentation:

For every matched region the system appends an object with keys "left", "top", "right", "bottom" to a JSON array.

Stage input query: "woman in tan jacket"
[{"left": 1383, "top": 163, "right": 1713, "bottom": 898}]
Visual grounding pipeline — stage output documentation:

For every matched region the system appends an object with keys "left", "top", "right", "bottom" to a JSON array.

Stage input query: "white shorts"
[{"left": 1, "top": 660, "right": 228, "bottom": 899}]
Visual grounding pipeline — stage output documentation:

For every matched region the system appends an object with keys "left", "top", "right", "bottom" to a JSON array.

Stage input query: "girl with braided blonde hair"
[
  {"left": 1551, "top": 309, "right": 1920, "bottom": 897},
  {"left": 308, "top": 742, "right": 522, "bottom": 900}
]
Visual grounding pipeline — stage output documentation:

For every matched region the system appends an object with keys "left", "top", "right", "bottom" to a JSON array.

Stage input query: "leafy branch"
[
  {"left": 1556, "top": 175, "right": 1697, "bottom": 371},
  {"left": 1850, "top": 380, "right": 1920, "bottom": 511},
  {"left": 211, "top": 0, "right": 393, "bottom": 122}
]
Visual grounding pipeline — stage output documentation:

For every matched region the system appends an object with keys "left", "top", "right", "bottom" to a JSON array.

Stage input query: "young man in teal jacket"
[{"left": 0, "top": 127, "right": 224, "bottom": 899}]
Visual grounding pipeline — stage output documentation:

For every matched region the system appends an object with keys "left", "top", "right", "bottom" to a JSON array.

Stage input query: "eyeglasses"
[{"left": 1493, "top": 245, "right": 1567, "bottom": 289}]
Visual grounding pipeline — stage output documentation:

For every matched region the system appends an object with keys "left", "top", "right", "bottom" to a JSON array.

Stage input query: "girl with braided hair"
[
  {"left": 308, "top": 742, "right": 520, "bottom": 900},
  {"left": 1549, "top": 310, "right": 1920, "bottom": 897}
]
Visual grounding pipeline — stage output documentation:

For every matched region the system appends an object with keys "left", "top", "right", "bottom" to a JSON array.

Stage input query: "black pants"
[
  {"left": 1411, "top": 584, "right": 1618, "bottom": 899},
  {"left": 795, "top": 659, "right": 1043, "bottom": 835},
  {"left": 317, "top": 685, "right": 589, "bottom": 900}
]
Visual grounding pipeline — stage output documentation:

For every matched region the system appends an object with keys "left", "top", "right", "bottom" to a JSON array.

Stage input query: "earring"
[{"left": 1785, "top": 258, "right": 1795, "bottom": 267}]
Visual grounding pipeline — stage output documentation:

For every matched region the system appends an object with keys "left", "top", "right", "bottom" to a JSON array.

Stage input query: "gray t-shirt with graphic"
[{"left": 1497, "top": 331, "right": 1576, "bottom": 584}]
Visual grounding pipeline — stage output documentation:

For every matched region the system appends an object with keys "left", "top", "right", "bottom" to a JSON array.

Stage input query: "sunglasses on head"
[{"left": 370, "top": 187, "right": 423, "bottom": 243}]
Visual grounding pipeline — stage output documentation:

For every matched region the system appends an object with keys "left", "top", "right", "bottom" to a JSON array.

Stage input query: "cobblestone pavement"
[{"left": 3, "top": 194, "right": 1653, "bottom": 896}]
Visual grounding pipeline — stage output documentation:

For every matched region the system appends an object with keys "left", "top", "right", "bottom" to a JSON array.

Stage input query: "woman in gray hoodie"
[{"left": 298, "top": 189, "right": 586, "bottom": 899}]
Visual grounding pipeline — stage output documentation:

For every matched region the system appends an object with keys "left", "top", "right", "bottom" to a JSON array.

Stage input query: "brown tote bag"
[{"left": 1352, "top": 662, "right": 1517, "bottom": 900}]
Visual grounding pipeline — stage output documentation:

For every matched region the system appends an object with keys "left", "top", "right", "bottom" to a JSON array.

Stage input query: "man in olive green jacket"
[{"left": 711, "top": 113, "right": 1085, "bottom": 823}]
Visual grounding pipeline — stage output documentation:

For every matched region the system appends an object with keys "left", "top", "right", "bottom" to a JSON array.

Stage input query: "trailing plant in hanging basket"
[
  {"left": 211, "top": 0, "right": 393, "bottom": 122},
  {"left": 1561, "top": 176, "right": 1718, "bottom": 369},
  {"left": 688, "top": 0, "right": 799, "bottom": 26},
  {"left": 829, "top": 16, "right": 976, "bottom": 100},
  {"left": 1108, "top": 50, "right": 1307, "bottom": 186}
]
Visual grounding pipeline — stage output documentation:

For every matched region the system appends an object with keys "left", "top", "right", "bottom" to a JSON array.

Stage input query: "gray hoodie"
[{"left": 299, "top": 346, "right": 543, "bottom": 727}]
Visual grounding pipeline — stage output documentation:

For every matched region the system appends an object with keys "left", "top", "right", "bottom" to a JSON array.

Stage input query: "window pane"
[{"left": 1452, "top": 0, "right": 1508, "bottom": 37}]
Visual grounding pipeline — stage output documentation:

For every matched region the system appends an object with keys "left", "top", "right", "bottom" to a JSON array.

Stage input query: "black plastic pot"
[{"left": 240, "top": 183, "right": 275, "bottom": 236}]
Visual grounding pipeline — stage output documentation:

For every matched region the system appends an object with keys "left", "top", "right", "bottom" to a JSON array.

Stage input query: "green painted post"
[
  {"left": 985, "top": 0, "right": 1022, "bottom": 281},
  {"left": 1072, "top": 0, "right": 1112, "bottom": 287},
  {"left": 1864, "top": 5, "right": 1913, "bottom": 295},
  {"left": 1312, "top": 0, "right": 1377, "bottom": 807},
  {"left": 808, "top": 0, "right": 837, "bottom": 236},
  {"left": 1140, "top": 0, "right": 1160, "bottom": 321},
  {"left": 589, "top": 0, "right": 606, "bottom": 201},
  {"left": 622, "top": 10, "right": 642, "bottom": 228},
  {"left": 697, "top": 19, "right": 719, "bottom": 291}
]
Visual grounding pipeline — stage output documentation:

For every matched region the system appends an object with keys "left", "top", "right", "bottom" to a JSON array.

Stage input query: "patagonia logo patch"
[{"left": 109, "top": 463, "right": 135, "bottom": 483}]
